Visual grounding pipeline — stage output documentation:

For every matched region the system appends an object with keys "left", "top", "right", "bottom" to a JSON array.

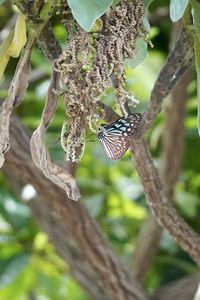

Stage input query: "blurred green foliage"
[{"left": 0, "top": 1, "right": 199, "bottom": 299}]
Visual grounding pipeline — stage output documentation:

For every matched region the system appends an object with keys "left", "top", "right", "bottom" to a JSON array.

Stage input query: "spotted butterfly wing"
[
  {"left": 99, "top": 133, "right": 130, "bottom": 160},
  {"left": 97, "top": 113, "right": 142, "bottom": 160}
]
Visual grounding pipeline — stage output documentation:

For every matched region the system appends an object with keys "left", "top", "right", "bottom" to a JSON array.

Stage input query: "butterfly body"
[{"left": 97, "top": 113, "right": 142, "bottom": 160}]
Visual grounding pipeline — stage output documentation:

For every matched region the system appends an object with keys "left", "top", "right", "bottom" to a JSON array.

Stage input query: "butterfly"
[{"left": 97, "top": 113, "right": 142, "bottom": 160}]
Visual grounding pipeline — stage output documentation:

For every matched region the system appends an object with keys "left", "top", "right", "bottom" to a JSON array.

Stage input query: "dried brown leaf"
[
  {"left": 0, "top": 32, "right": 36, "bottom": 167},
  {"left": 30, "top": 71, "right": 80, "bottom": 201}
]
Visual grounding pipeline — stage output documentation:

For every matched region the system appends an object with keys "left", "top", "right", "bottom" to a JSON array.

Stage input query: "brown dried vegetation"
[{"left": 54, "top": 0, "right": 145, "bottom": 162}]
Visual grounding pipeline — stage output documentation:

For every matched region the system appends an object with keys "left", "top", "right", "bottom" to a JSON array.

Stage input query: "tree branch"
[
  {"left": 4, "top": 115, "right": 149, "bottom": 300},
  {"left": 132, "top": 65, "right": 191, "bottom": 283},
  {"left": 130, "top": 137, "right": 200, "bottom": 266},
  {"left": 29, "top": 198, "right": 110, "bottom": 300},
  {"left": 3, "top": 170, "right": 109, "bottom": 300},
  {"left": 137, "top": 27, "right": 194, "bottom": 137}
]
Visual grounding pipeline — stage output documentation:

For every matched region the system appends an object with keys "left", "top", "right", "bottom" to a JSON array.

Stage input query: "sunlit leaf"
[
  {"left": 68, "top": 0, "right": 112, "bottom": 31},
  {"left": 8, "top": 14, "right": 27, "bottom": 58},
  {"left": 0, "top": 30, "right": 14, "bottom": 81},
  {"left": 170, "top": 0, "right": 189, "bottom": 22}
]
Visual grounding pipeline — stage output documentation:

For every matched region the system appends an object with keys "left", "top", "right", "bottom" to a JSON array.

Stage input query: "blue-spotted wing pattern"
[{"left": 97, "top": 113, "right": 142, "bottom": 160}]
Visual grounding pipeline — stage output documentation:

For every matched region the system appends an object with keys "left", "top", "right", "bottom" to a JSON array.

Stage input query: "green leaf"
[
  {"left": 68, "top": 0, "right": 112, "bottom": 31},
  {"left": 124, "top": 38, "right": 147, "bottom": 69},
  {"left": 170, "top": 0, "right": 189, "bottom": 22},
  {"left": 0, "top": 0, "right": 6, "bottom": 5},
  {"left": 191, "top": 1, "right": 200, "bottom": 134}
]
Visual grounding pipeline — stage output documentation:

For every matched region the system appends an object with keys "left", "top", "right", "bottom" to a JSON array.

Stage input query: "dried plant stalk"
[
  {"left": 30, "top": 71, "right": 80, "bottom": 201},
  {"left": 55, "top": 0, "right": 145, "bottom": 162}
]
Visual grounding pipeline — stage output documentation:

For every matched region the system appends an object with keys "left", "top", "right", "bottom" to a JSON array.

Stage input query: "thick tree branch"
[
  {"left": 29, "top": 198, "right": 110, "bottom": 300},
  {"left": 3, "top": 170, "right": 109, "bottom": 300},
  {"left": 4, "top": 115, "right": 148, "bottom": 300}
]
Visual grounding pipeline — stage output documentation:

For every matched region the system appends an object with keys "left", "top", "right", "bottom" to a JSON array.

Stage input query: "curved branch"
[
  {"left": 4, "top": 115, "right": 149, "bottom": 300},
  {"left": 137, "top": 27, "right": 194, "bottom": 137},
  {"left": 130, "top": 138, "right": 200, "bottom": 266},
  {"left": 132, "top": 68, "right": 191, "bottom": 283}
]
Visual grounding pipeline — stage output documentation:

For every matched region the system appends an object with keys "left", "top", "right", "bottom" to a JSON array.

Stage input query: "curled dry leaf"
[
  {"left": 0, "top": 32, "right": 36, "bottom": 168},
  {"left": 30, "top": 71, "right": 81, "bottom": 201}
]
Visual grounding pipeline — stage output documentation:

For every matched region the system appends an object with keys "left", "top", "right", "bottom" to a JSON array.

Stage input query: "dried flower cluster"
[{"left": 54, "top": 0, "right": 145, "bottom": 162}]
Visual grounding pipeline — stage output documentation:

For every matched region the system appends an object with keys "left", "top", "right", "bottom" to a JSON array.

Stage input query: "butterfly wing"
[
  {"left": 99, "top": 133, "right": 130, "bottom": 160},
  {"left": 97, "top": 113, "right": 142, "bottom": 159},
  {"left": 106, "top": 113, "right": 142, "bottom": 137}
]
